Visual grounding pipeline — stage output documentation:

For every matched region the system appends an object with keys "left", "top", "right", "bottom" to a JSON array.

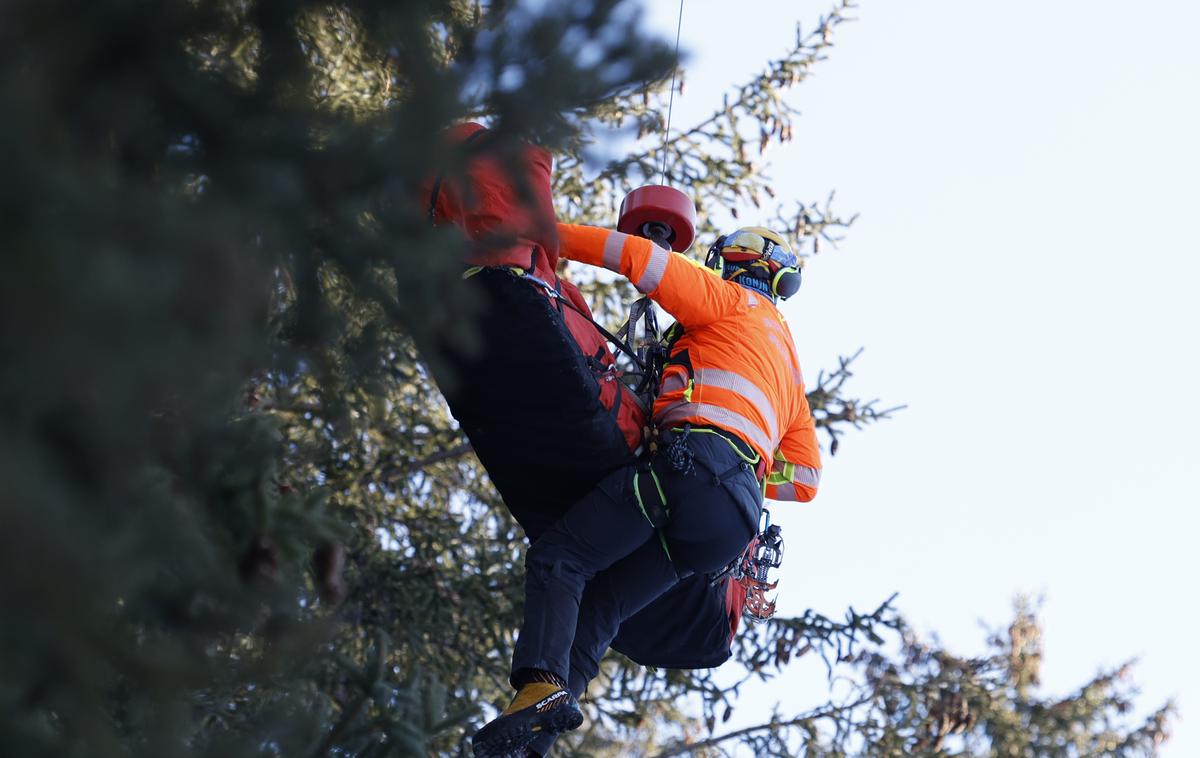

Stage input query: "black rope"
[{"left": 664, "top": 424, "right": 695, "bottom": 475}]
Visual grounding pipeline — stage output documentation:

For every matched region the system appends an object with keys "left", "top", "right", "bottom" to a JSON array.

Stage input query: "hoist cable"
[{"left": 659, "top": 0, "right": 685, "bottom": 184}]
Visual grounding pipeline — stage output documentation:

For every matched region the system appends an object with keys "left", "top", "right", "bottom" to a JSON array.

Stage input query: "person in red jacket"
[{"left": 472, "top": 225, "right": 822, "bottom": 757}]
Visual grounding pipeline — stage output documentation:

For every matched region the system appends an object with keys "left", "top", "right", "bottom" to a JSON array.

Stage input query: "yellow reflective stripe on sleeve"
[
  {"left": 768, "top": 457, "right": 795, "bottom": 476},
  {"left": 767, "top": 458, "right": 819, "bottom": 488},
  {"left": 603, "top": 231, "right": 626, "bottom": 272},
  {"left": 766, "top": 460, "right": 794, "bottom": 485},
  {"left": 634, "top": 245, "right": 670, "bottom": 294}
]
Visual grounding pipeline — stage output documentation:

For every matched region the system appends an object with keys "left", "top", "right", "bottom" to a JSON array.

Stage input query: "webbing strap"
[
  {"left": 616, "top": 297, "right": 668, "bottom": 406},
  {"left": 513, "top": 270, "right": 648, "bottom": 370},
  {"left": 462, "top": 265, "right": 524, "bottom": 280},
  {"left": 675, "top": 426, "right": 760, "bottom": 466},
  {"left": 632, "top": 467, "right": 673, "bottom": 561},
  {"left": 675, "top": 426, "right": 766, "bottom": 494}
]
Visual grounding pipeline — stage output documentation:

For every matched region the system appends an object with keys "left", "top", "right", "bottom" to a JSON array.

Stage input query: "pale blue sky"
[{"left": 641, "top": 0, "right": 1200, "bottom": 754}]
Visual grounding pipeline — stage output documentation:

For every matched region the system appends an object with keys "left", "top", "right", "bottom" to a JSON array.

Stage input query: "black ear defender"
[{"left": 771, "top": 265, "right": 802, "bottom": 299}]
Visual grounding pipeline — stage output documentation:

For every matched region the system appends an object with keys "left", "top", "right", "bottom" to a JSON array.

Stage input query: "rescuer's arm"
[
  {"left": 556, "top": 223, "right": 743, "bottom": 327},
  {"left": 765, "top": 392, "right": 822, "bottom": 502}
]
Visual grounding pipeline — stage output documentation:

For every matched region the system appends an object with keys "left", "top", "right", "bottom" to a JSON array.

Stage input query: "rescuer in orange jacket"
[{"left": 472, "top": 225, "right": 822, "bottom": 758}]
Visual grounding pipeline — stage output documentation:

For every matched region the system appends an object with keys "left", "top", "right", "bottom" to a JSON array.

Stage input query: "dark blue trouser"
[{"left": 511, "top": 431, "right": 762, "bottom": 689}]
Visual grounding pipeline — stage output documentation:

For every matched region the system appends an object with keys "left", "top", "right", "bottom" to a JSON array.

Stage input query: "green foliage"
[
  {"left": 0, "top": 0, "right": 669, "bottom": 755},
  {"left": 0, "top": 1, "right": 1172, "bottom": 757}
]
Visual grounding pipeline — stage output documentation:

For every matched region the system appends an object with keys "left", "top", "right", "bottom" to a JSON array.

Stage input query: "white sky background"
[{"left": 635, "top": 0, "right": 1200, "bottom": 754}]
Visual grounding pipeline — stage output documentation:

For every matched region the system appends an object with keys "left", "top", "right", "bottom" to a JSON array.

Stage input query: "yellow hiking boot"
[{"left": 472, "top": 682, "right": 582, "bottom": 757}]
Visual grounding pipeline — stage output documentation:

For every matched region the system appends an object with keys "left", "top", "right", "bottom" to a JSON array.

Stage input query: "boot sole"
[{"left": 472, "top": 703, "right": 583, "bottom": 757}]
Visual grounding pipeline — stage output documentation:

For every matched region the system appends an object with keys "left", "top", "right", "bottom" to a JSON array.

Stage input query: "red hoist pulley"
[{"left": 617, "top": 184, "right": 696, "bottom": 252}]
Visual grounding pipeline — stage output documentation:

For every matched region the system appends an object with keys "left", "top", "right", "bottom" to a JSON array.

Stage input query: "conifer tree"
[{"left": 0, "top": 1, "right": 1171, "bottom": 756}]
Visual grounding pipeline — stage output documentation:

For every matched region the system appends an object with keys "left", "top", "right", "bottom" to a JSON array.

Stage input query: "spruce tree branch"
[
  {"left": 310, "top": 629, "right": 391, "bottom": 756},
  {"left": 599, "top": 1, "right": 857, "bottom": 183},
  {"left": 649, "top": 695, "right": 872, "bottom": 758},
  {"left": 382, "top": 441, "right": 474, "bottom": 481}
]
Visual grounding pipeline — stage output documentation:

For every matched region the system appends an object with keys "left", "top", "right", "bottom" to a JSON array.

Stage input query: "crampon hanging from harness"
[{"left": 712, "top": 510, "right": 785, "bottom": 623}]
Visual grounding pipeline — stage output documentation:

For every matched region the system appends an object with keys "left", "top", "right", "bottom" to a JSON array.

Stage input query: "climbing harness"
[
  {"left": 711, "top": 510, "right": 785, "bottom": 623},
  {"left": 634, "top": 422, "right": 758, "bottom": 562}
]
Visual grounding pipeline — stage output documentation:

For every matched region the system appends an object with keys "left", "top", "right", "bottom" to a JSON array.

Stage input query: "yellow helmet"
[{"left": 704, "top": 227, "right": 801, "bottom": 301}]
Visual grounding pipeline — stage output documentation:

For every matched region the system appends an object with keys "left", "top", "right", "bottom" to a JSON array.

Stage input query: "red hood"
[{"left": 427, "top": 122, "right": 560, "bottom": 269}]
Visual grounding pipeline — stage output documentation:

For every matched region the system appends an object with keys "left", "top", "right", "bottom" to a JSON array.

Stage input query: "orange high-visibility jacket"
[{"left": 557, "top": 223, "right": 821, "bottom": 502}]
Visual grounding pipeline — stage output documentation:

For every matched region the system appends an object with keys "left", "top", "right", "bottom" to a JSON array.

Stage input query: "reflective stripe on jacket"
[{"left": 556, "top": 223, "right": 821, "bottom": 502}]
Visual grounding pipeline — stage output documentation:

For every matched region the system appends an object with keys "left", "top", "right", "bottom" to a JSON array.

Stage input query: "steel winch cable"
[{"left": 658, "top": 0, "right": 686, "bottom": 185}]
